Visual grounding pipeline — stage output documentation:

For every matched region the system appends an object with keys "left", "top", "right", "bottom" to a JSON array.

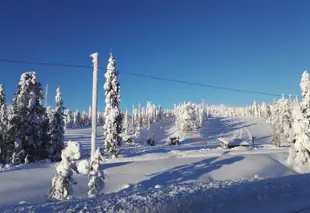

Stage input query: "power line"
[{"left": 0, "top": 58, "right": 285, "bottom": 97}]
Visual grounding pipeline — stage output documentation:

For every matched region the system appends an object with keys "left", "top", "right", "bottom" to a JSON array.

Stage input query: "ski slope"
[{"left": 0, "top": 116, "right": 303, "bottom": 213}]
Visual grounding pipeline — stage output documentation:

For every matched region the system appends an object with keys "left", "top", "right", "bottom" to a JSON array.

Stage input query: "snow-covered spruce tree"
[
  {"left": 81, "top": 111, "right": 88, "bottom": 127},
  {"left": 64, "top": 109, "right": 73, "bottom": 129},
  {"left": 288, "top": 71, "right": 310, "bottom": 172},
  {"left": 0, "top": 85, "right": 9, "bottom": 164},
  {"left": 123, "top": 110, "right": 130, "bottom": 135},
  {"left": 88, "top": 148, "right": 105, "bottom": 197},
  {"left": 48, "top": 87, "right": 65, "bottom": 162},
  {"left": 287, "top": 101, "right": 310, "bottom": 172},
  {"left": 49, "top": 141, "right": 81, "bottom": 200},
  {"left": 270, "top": 99, "right": 284, "bottom": 147},
  {"left": 280, "top": 98, "right": 293, "bottom": 144},
  {"left": 175, "top": 102, "right": 198, "bottom": 132},
  {"left": 8, "top": 72, "right": 49, "bottom": 164},
  {"left": 300, "top": 71, "right": 310, "bottom": 120},
  {"left": 73, "top": 110, "right": 81, "bottom": 128},
  {"left": 97, "top": 111, "right": 105, "bottom": 125},
  {"left": 103, "top": 52, "right": 122, "bottom": 158}
]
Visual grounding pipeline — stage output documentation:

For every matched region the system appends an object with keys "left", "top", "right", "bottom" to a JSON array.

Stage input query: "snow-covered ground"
[{"left": 0, "top": 116, "right": 306, "bottom": 212}]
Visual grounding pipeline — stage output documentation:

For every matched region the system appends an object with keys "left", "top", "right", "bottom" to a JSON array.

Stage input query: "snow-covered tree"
[
  {"left": 48, "top": 87, "right": 65, "bottom": 162},
  {"left": 175, "top": 102, "right": 198, "bottom": 132},
  {"left": 88, "top": 148, "right": 105, "bottom": 197},
  {"left": 0, "top": 85, "right": 9, "bottom": 164},
  {"left": 103, "top": 52, "right": 122, "bottom": 157},
  {"left": 81, "top": 111, "right": 89, "bottom": 127},
  {"left": 261, "top": 102, "right": 272, "bottom": 123},
  {"left": 123, "top": 110, "right": 130, "bottom": 135},
  {"left": 49, "top": 141, "right": 81, "bottom": 200},
  {"left": 73, "top": 110, "right": 81, "bottom": 128},
  {"left": 8, "top": 72, "right": 49, "bottom": 164},
  {"left": 300, "top": 71, "right": 310, "bottom": 119},
  {"left": 270, "top": 99, "right": 284, "bottom": 147},
  {"left": 64, "top": 109, "right": 74, "bottom": 128},
  {"left": 288, "top": 71, "right": 310, "bottom": 172},
  {"left": 97, "top": 111, "right": 104, "bottom": 125},
  {"left": 287, "top": 102, "right": 310, "bottom": 172}
]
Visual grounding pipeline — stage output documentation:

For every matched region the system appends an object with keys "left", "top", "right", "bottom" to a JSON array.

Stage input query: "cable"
[
  {"left": 0, "top": 58, "right": 285, "bottom": 97},
  {"left": 119, "top": 71, "right": 281, "bottom": 97}
]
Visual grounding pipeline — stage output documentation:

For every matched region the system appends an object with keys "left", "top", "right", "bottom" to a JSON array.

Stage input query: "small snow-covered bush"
[
  {"left": 88, "top": 148, "right": 105, "bottom": 197},
  {"left": 49, "top": 141, "right": 82, "bottom": 200}
]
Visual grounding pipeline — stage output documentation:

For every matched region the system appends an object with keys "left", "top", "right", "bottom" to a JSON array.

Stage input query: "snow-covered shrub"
[
  {"left": 49, "top": 141, "right": 82, "bottom": 200},
  {"left": 88, "top": 148, "right": 105, "bottom": 197}
]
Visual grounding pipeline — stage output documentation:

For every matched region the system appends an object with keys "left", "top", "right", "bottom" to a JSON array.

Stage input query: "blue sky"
[{"left": 0, "top": 0, "right": 310, "bottom": 111}]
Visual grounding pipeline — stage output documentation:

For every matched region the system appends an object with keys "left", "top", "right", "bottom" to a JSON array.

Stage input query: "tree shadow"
[
  {"left": 101, "top": 162, "right": 132, "bottom": 170},
  {"left": 125, "top": 156, "right": 244, "bottom": 191},
  {"left": 0, "top": 161, "right": 53, "bottom": 174}
]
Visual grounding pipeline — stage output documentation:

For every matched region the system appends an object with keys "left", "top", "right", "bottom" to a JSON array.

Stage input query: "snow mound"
[{"left": 3, "top": 174, "right": 310, "bottom": 213}]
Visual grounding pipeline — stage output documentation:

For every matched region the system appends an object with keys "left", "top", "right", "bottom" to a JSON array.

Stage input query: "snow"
[
  {"left": 77, "top": 159, "right": 90, "bottom": 175},
  {"left": 0, "top": 116, "right": 306, "bottom": 212},
  {"left": 3, "top": 174, "right": 310, "bottom": 213}
]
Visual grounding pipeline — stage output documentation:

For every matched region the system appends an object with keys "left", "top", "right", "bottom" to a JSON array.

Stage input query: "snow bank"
[{"left": 3, "top": 174, "right": 310, "bottom": 213}]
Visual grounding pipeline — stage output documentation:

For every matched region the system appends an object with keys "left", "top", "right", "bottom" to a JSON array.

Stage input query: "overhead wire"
[{"left": 0, "top": 58, "right": 290, "bottom": 98}]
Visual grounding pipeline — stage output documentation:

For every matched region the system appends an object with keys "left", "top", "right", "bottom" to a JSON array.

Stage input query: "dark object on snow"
[
  {"left": 169, "top": 137, "right": 180, "bottom": 145},
  {"left": 125, "top": 138, "right": 135, "bottom": 145},
  {"left": 147, "top": 137, "right": 155, "bottom": 146},
  {"left": 252, "top": 136, "right": 256, "bottom": 148},
  {"left": 219, "top": 138, "right": 250, "bottom": 149}
]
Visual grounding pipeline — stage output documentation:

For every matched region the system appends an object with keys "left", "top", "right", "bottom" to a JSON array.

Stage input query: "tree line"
[{"left": 0, "top": 72, "right": 65, "bottom": 165}]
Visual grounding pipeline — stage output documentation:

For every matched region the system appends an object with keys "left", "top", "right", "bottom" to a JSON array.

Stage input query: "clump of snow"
[
  {"left": 77, "top": 159, "right": 90, "bottom": 175},
  {"left": 18, "top": 201, "right": 27, "bottom": 205},
  {"left": 122, "top": 184, "right": 131, "bottom": 189},
  {"left": 155, "top": 184, "right": 162, "bottom": 189}
]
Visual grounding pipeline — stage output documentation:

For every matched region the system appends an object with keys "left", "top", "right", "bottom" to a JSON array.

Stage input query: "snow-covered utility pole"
[
  {"left": 45, "top": 84, "right": 48, "bottom": 107},
  {"left": 90, "top": 52, "right": 99, "bottom": 158}
]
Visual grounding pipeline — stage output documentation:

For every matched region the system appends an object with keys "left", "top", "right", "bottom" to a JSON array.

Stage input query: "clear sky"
[{"left": 0, "top": 0, "right": 310, "bottom": 111}]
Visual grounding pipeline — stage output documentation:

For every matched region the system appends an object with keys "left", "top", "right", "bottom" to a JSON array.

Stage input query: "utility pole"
[
  {"left": 90, "top": 52, "right": 99, "bottom": 158},
  {"left": 45, "top": 84, "right": 48, "bottom": 107}
]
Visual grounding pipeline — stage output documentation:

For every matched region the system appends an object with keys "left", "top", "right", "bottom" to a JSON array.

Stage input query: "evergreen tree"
[
  {"left": 81, "top": 111, "right": 88, "bottom": 127},
  {"left": 48, "top": 87, "right": 65, "bottom": 162},
  {"left": 123, "top": 110, "right": 129, "bottom": 135},
  {"left": 73, "top": 110, "right": 81, "bottom": 128},
  {"left": 64, "top": 109, "right": 74, "bottom": 129},
  {"left": 8, "top": 72, "right": 49, "bottom": 164},
  {"left": 288, "top": 71, "right": 310, "bottom": 172},
  {"left": 103, "top": 52, "right": 122, "bottom": 158},
  {"left": 0, "top": 85, "right": 9, "bottom": 164}
]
